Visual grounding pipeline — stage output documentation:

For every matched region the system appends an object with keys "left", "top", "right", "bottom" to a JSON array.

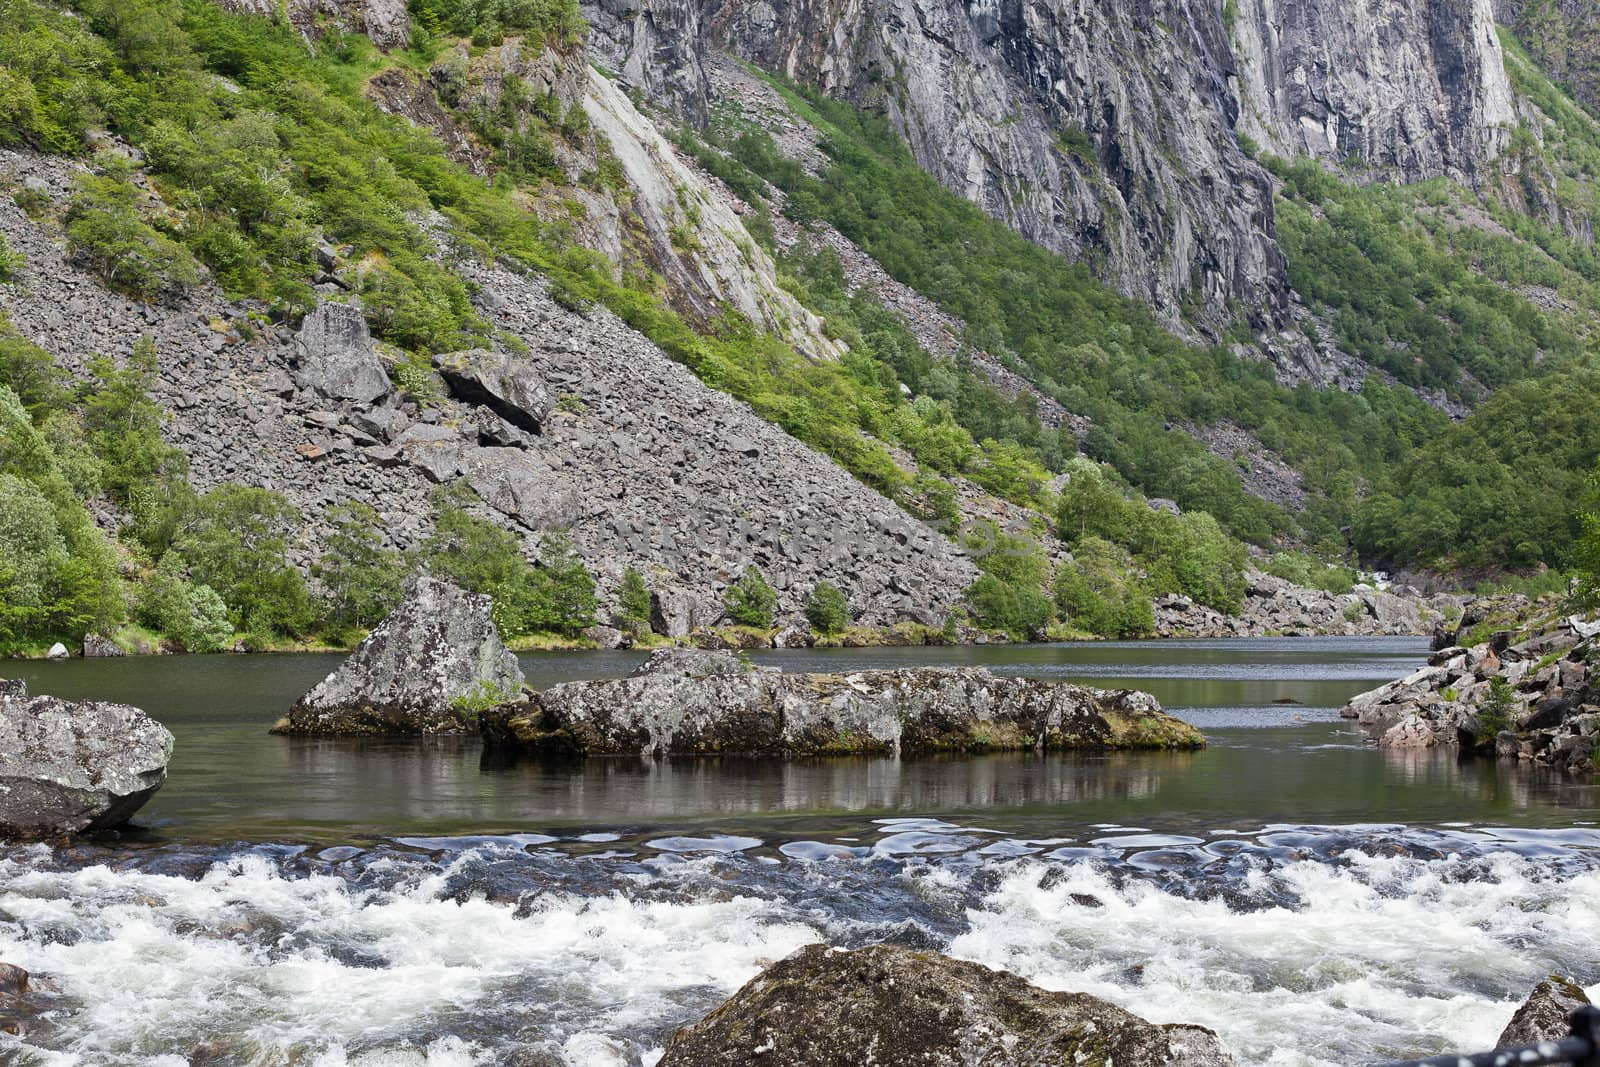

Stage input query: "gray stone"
[
  {"left": 657, "top": 943, "right": 1234, "bottom": 1067},
  {"left": 294, "top": 302, "right": 390, "bottom": 404},
  {"left": 81, "top": 634, "right": 124, "bottom": 658},
  {"left": 0, "top": 679, "right": 174, "bottom": 837},
  {"left": 278, "top": 576, "right": 525, "bottom": 734},
  {"left": 1498, "top": 976, "right": 1591, "bottom": 1047},
  {"left": 481, "top": 649, "right": 1203, "bottom": 756},
  {"left": 44, "top": 643, "right": 69, "bottom": 660},
  {"left": 434, "top": 348, "right": 553, "bottom": 434},
  {"left": 463, "top": 449, "right": 581, "bottom": 530}
]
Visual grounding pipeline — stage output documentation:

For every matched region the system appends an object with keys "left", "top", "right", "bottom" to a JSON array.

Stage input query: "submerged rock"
[
  {"left": 277, "top": 576, "right": 525, "bottom": 735},
  {"left": 1499, "top": 975, "right": 1591, "bottom": 1046},
  {"left": 481, "top": 648, "right": 1202, "bottom": 757},
  {"left": 658, "top": 943, "right": 1233, "bottom": 1066},
  {"left": 0, "top": 679, "right": 174, "bottom": 838}
]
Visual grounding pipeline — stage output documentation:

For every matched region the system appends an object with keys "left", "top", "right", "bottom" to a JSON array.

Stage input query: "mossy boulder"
[
  {"left": 658, "top": 943, "right": 1233, "bottom": 1066},
  {"left": 480, "top": 648, "right": 1202, "bottom": 756}
]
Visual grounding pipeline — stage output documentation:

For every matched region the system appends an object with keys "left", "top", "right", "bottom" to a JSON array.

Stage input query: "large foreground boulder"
[
  {"left": 659, "top": 943, "right": 1232, "bottom": 1067},
  {"left": 276, "top": 576, "right": 525, "bottom": 734},
  {"left": 1498, "top": 976, "right": 1592, "bottom": 1046},
  {"left": 0, "top": 679, "right": 173, "bottom": 837},
  {"left": 480, "top": 648, "right": 1203, "bottom": 756}
]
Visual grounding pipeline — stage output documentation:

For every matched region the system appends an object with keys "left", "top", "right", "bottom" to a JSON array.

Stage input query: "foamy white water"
[{"left": 1, "top": 831, "right": 1596, "bottom": 1065}]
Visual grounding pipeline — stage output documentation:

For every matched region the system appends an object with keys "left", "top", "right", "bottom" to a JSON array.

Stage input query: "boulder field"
[{"left": 0, "top": 679, "right": 174, "bottom": 838}]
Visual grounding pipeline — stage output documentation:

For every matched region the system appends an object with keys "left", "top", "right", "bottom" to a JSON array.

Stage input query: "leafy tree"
[
  {"left": 422, "top": 486, "right": 540, "bottom": 636},
  {"left": 616, "top": 566, "right": 652, "bottom": 632},
  {"left": 315, "top": 502, "right": 406, "bottom": 635},
  {"left": 804, "top": 581, "right": 850, "bottom": 635},
  {"left": 138, "top": 552, "right": 233, "bottom": 652},
  {"left": 965, "top": 573, "right": 1052, "bottom": 640},
  {"left": 1478, "top": 677, "right": 1520, "bottom": 740},
  {"left": 1053, "top": 537, "right": 1154, "bottom": 638},
  {"left": 179, "top": 485, "right": 313, "bottom": 636},
  {"left": 1577, "top": 462, "right": 1600, "bottom": 612},
  {"left": 526, "top": 532, "right": 597, "bottom": 637},
  {"left": 725, "top": 565, "right": 778, "bottom": 628}
]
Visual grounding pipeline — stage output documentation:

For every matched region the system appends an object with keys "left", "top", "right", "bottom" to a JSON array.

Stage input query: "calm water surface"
[
  {"left": 5, "top": 638, "right": 1595, "bottom": 842},
  {"left": 3, "top": 638, "right": 1598, "bottom": 1066}
]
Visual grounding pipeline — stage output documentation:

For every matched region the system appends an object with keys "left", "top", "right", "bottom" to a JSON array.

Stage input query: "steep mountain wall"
[
  {"left": 585, "top": 0, "right": 1518, "bottom": 350},
  {"left": 1496, "top": 0, "right": 1600, "bottom": 111}
]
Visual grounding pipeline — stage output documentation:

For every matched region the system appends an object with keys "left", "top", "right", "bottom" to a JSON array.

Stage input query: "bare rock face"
[
  {"left": 0, "top": 679, "right": 174, "bottom": 838},
  {"left": 1498, "top": 975, "right": 1591, "bottom": 1046},
  {"left": 587, "top": 0, "right": 1514, "bottom": 349},
  {"left": 658, "top": 943, "right": 1234, "bottom": 1067},
  {"left": 216, "top": 0, "right": 410, "bottom": 50},
  {"left": 293, "top": 302, "right": 391, "bottom": 405},
  {"left": 480, "top": 648, "right": 1203, "bottom": 756},
  {"left": 278, "top": 576, "right": 525, "bottom": 735}
]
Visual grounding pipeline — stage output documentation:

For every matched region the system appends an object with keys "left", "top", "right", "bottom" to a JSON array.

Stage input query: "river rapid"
[{"left": 1, "top": 639, "right": 1597, "bottom": 1066}]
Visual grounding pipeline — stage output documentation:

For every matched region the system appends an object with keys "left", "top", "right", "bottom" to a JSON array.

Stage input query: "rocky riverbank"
[
  {"left": 479, "top": 647, "right": 1202, "bottom": 757},
  {"left": 1342, "top": 598, "right": 1598, "bottom": 774},
  {"left": 1154, "top": 571, "right": 1463, "bottom": 638}
]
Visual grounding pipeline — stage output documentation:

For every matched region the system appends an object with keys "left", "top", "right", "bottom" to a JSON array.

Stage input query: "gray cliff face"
[
  {"left": 1496, "top": 0, "right": 1600, "bottom": 112},
  {"left": 1232, "top": 0, "right": 1514, "bottom": 183},
  {"left": 0, "top": 679, "right": 174, "bottom": 838},
  {"left": 480, "top": 647, "right": 1205, "bottom": 756},
  {"left": 282, "top": 576, "right": 526, "bottom": 735},
  {"left": 586, "top": 0, "right": 1518, "bottom": 341}
]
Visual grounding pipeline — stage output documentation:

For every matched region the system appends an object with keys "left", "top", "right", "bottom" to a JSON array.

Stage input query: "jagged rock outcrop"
[
  {"left": 0, "top": 679, "right": 174, "bottom": 838},
  {"left": 433, "top": 348, "right": 553, "bottom": 434},
  {"left": 658, "top": 943, "right": 1234, "bottom": 1067},
  {"left": 479, "top": 647, "right": 1204, "bottom": 755},
  {"left": 1499, "top": 976, "right": 1592, "bottom": 1046},
  {"left": 1341, "top": 607, "right": 1599, "bottom": 773},
  {"left": 586, "top": 0, "right": 1516, "bottom": 349},
  {"left": 277, "top": 576, "right": 526, "bottom": 734}
]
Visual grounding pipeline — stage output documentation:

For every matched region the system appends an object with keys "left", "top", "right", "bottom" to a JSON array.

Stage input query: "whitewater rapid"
[{"left": 1, "top": 823, "right": 1597, "bottom": 1066}]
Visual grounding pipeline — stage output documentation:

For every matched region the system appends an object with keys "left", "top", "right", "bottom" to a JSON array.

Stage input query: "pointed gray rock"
[{"left": 294, "top": 303, "right": 390, "bottom": 403}]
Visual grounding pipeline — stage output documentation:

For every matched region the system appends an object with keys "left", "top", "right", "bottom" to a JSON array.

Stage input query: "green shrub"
[
  {"left": 725, "top": 565, "right": 777, "bottom": 629},
  {"left": 965, "top": 573, "right": 1052, "bottom": 640},
  {"left": 65, "top": 172, "right": 201, "bottom": 299},
  {"left": 1266, "top": 551, "right": 1357, "bottom": 595},
  {"left": 1478, "top": 677, "right": 1520, "bottom": 739},
  {"left": 804, "top": 581, "right": 850, "bottom": 635},
  {"left": 138, "top": 553, "right": 233, "bottom": 652},
  {"left": 0, "top": 234, "right": 23, "bottom": 282},
  {"left": 526, "top": 532, "right": 597, "bottom": 637}
]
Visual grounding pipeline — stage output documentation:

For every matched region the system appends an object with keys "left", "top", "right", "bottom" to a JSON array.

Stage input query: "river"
[{"left": 1, "top": 639, "right": 1597, "bottom": 1065}]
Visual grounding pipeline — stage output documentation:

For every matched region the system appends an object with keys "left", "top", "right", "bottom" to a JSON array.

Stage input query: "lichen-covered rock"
[
  {"left": 0, "top": 680, "right": 174, "bottom": 838},
  {"left": 1498, "top": 975, "right": 1592, "bottom": 1046},
  {"left": 81, "top": 634, "right": 124, "bottom": 658},
  {"left": 293, "top": 302, "right": 391, "bottom": 404},
  {"left": 480, "top": 648, "right": 1202, "bottom": 756},
  {"left": 278, "top": 576, "right": 525, "bottom": 735},
  {"left": 658, "top": 943, "right": 1234, "bottom": 1067}
]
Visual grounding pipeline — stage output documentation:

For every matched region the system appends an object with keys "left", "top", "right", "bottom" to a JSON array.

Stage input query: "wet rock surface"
[
  {"left": 1342, "top": 602, "right": 1599, "bottom": 774},
  {"left": 0, "top": 680, "right": 174, "bottom": 838},
  {"left": 658, "top": 942, "right": 1234, "bottom": 1067},
  {"left": 480, "top": 648, "right": 1203, "bottom": 756},
  {"left": 279, "top": 576, "right": 525, "bottom": 735},
  {"left": 1498, "top": 975, "right": 1592, "bottom": 1046}
]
